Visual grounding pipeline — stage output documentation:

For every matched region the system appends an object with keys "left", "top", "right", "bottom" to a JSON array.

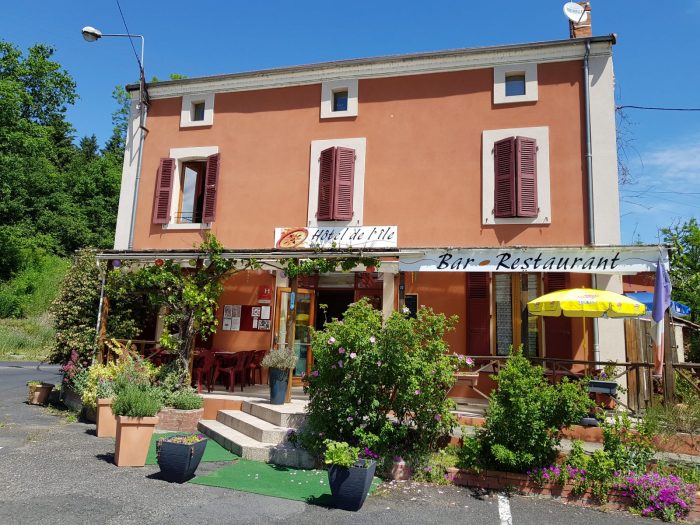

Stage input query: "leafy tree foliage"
[
  {"left": 662, "top": 218, "right": 700, "bottom": 361},
  {"left": 0, "top": 40, "right": 125, "bottom": 302}
]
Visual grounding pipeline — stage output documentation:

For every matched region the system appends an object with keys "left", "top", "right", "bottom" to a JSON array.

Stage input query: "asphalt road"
[{"left": 0, "top": 362, "right": 649, "bottom": 525}]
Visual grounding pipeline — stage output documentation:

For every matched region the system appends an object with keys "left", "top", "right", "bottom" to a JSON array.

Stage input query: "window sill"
[{"left": 162, "top": 223, "right": 211, "bottom": 230}]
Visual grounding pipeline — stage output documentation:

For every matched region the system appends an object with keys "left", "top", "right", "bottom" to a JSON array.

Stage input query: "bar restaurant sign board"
[
  {"left": 399, "top": 246, "right": 667, "bottom": 274},
  {"left": 275, "top": 226, "right": 397, "bottom": 249}
]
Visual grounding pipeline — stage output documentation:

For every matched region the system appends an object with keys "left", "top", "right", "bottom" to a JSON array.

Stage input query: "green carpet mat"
[
  {"left": 145, "top": 432, "right": 239, "bottom": 465},
  {"left": 189, "top": 459, "right": 381, "bottom": 504}
]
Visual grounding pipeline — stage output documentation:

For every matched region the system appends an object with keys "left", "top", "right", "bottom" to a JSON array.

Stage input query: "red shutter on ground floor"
[
  {"left": 543, "top": 273, "right": 572, "bottom": 359},
  {"left": 153, "top": 157, "right": 175, "bottom": 224},
  {"left": 468, "top": 273, "right": 491, "bottom": 355},
  {"left": 494, "top": 137, "right": 516, "bottom": 218},
  {"left": 202, "top": 153, "right": 220, "bottom": 223},
  {"left": 317, "top": 147, "right": 335, "bottom": 221}
]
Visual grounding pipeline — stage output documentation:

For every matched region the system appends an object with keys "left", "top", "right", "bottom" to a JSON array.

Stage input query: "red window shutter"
[
  {"left": 516, "top": 136, "right": 538, "bottom": 217},
  {"left": 544, "top": 273, "right": 571, "bottom": 359},
  {"left": 468, "top": 273, "right": 491, "bottom": 355},
  {"left": 317, "top": 147, "right": 335, "bottom": 221},
  {"left": 202, "top": 153, "right": 220, "bottom": 223},
  {"left": 153, "top": 158, "right": 175, "bottom": 224},
  {"left": 494, "top": 137, "right": 516, "bottom": 218},
  {"left": 333, "top": 147, "right": 355, "bottom": 221}
]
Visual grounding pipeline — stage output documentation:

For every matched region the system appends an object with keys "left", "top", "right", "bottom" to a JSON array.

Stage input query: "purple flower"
[
  {"left": 347, "top": 416, "right": 353, "bottom": 422},
  {"left": 415, "top": 389, "right": 421, "bottom": 395},
  {"left": 349, "top": 352, "right": 357, "bottom": 359},
  {"left": 434, "top": 414, "right": 442, "bottom": 422},
  {"left": 338, "top": 360, "right": 344, "bottom": 368},
  {"left": 331, "top": 364, "right": 336, "bottom": 369},
  {"left": 465, "top": 357, "right": 474, "bottom": 366},
  {"left": 311, "top": 370, "right": 319, "bottom": 377},
  {"left": 338, "top": 347, "right": 346, "bottom": 354},
  {"left": 328, "top": 337, "right": 336, "bottom": 344}
]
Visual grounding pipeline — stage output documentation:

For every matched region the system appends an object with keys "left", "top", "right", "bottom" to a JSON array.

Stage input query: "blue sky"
[{"left": 3, "top": 1, "right": 699, "bottom": 244}]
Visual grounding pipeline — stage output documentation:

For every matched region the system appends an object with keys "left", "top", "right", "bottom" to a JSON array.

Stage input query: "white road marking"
[{"left": 498, "top": 494, "right": 513, "bottom": 525}]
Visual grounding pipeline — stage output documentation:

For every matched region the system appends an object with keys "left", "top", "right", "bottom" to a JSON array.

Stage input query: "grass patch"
[
  {"left": 189, "top": 459, "right": 381, "bottom": 504},
  {"left": 0, "top": 314, "right": 54, "bottom": 361}
]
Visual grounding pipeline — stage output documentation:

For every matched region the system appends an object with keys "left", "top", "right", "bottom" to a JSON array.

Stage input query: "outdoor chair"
[
  {"left": 247, "top": 350, "right": 267, "bottom": 386},
  {"left": 191, "top": 348, "right": 216, "bottom": 393},
  {"left": 212, "top": 351, "right": 251, "bottom": 392}
]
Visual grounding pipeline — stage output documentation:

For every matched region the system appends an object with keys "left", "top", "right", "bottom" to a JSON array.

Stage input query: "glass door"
[{"left": 274, "top": 288, "right": 315, "bottom": 380}]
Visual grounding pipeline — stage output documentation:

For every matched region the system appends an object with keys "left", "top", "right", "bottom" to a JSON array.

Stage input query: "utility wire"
[
  {"left": 115, "top": 0, "right": 142, "bottom": 71},
  {"left": 617, "top": 105, "right": 700, "bottom": 112}
]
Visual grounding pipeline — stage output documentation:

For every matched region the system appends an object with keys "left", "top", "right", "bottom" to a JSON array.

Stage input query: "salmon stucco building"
[{"left": 106, "top": 30, "right": 667, "bottom": 403}]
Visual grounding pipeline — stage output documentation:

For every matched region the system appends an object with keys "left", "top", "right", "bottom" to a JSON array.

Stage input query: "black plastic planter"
[
  {"left": 269, "top": 368, "right": 289, "bottom": 405},
  {"left": 588, "top": 380, "right": 618, "bottom": 396},
  {"left": 328, "top": 459, "right": 376, "bottom": 511},
  {"left": 156, "top": 438, "right": 207, "bottom": 483}
]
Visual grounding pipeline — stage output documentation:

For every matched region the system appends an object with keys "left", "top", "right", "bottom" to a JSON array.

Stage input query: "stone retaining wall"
[{"left": 445, "top": 467, "right": 700, "bottom": 523}]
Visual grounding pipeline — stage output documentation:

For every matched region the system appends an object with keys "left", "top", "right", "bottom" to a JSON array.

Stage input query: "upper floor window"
[
  {"left": 481, "top": 126, "right": 551, "bottom": 225},
  {"left": 493, "top": 63, "right": 538, "bottom": 105},
  {"left": 505, "top": 74, "right": 526, "bottom": 97},
  {"left": 494, "top": 136, "right": 538, "bottom": 218},
  {"left": 320, "top": 79, "right": 358, "bottom": 119},
  {"left": 180, "top": 93, "right": 215, "bottom": 127},
  {"left": 307, "top": 138, "right": 366, "bottom": 226},
  {"left": 152, "top": 148, "right": 220, "bottom": 228}
]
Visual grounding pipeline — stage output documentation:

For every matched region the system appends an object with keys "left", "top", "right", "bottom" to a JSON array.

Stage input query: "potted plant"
[
  {"left": 27, "top": 381, "right": 54, "bottom": 405},
  {"left": 261, "top": 348, "right": 298, "bottom": 405},
  {"left": 112, "top": 384, "right": 162, "bottom": 467},
  {"left": 156, "top": 433, "right": 208, "bottom": 482},
  {"left": 95, "top": 379, "right": 117, "bottom": 438},
  {"left": 588, "top": 363, "right": 623, "bottom": 409},
  {"left": 453, "top": 355, "right": 478, "bottom": 387},
  {"left": 324, "top": 439, "right": 376, "bottom": 511}
]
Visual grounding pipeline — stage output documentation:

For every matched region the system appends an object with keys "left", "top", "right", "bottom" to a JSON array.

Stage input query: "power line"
[
  {"left": 617, "top": 105, "right": 700, "bottom": 112},
  {"left": 115, "top": 0, "right": 142, "bottom": 71}
]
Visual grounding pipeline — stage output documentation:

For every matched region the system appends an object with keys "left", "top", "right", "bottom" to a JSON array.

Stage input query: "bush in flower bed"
[
  {"left": 458, "top": 348, "right": 593, "bottom": 473},
  {"left": 616, "top": 471, "right": 696, "bottom": 522},
  {"left": 300, "top": 299, "right": 459, "bottom": 469}
]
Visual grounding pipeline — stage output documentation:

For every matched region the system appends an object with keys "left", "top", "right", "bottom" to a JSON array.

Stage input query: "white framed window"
[
  {"left": 307, "top": 138, "right": 366, "bottom": 227},
  {"left": 180, "top": 93, "right": 215, "bottom": 127},
  {"left": 482, "top": 126, "right": 550, "bottom": 225},
  {"left": 320, "top": 79, "right": 358, "bottom": 119},
  {"left": 164, "top": 146, "right": 219, "bottom": 230},
  {"left": 493, "top": 63, "right": 538, "bottom": 105}
]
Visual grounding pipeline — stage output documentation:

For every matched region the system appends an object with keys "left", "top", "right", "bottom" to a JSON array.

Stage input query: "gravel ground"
[{"left": 0, "top": 362, "right": 649, "bottom": 525}]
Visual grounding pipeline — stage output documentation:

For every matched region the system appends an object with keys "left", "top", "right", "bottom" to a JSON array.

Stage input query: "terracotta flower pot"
[
  {"left": 96, "top": 398, "right": 117, "bottom": 438},
  {"left": 114, "top": 415, "right": 159, "bottom": 467},
  {"left": 27, "top": 383, "right": 53, "bottom": 405}
]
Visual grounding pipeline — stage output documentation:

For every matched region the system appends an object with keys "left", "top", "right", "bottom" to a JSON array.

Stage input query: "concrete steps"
[{"left": 198, "top": 399, "right": 314, "bottom": 469}]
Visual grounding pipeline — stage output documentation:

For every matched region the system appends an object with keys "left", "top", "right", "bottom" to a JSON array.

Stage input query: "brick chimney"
[{"left": 569, "top": 2, "right": 592, "bottom": 38}]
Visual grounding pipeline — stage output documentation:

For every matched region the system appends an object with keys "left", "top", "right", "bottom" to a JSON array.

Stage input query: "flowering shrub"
[
  {"left": 302, "top": 299, "right": 459, "bottom": 466},
  {"left": 616, "top": 471, "right": 696, "bottom": 522},
  {"left": 459, "top": 348, "right": 593, "bottom": 473},
  {"left": 527, "top": 464, "right": 589, "bottom": 497}
]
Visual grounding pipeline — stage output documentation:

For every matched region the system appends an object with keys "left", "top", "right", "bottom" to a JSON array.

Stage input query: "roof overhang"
[{"left": 127, "top": 35, "right": 616, "bottom": 100}]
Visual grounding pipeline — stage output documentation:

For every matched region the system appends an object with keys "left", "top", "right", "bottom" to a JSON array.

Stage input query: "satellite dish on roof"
[{"left": 563, "top": 2, "right": 588, "bottom": 23}]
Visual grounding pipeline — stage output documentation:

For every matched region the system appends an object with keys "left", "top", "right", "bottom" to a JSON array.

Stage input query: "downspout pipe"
[
  {"left": 128, "top": 61, "right": 148, "bottom": 251},
  {"left": 583, "top": 38, "right": 600, "bottom": 363}
]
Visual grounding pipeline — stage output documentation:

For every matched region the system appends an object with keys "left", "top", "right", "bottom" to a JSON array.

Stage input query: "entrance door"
[{"left": 274, "top": 288, "right": 315, "bottom": 382}]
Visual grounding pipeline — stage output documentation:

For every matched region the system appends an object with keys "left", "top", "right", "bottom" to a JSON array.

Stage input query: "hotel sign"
[
  {"left": 399, "top": 247, "right": 667, "bottom": 274},
  {"left": 275, "top": 226, "right": 397, "bottom": 249}
]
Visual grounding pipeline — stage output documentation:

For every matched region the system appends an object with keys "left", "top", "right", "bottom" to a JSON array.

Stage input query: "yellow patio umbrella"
[{"left": 527, "top": 287, "right": 646, "bottom": 356}]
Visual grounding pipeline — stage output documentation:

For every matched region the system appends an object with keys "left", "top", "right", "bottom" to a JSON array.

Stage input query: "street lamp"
[{"left": 81, "top": 25, "right": 148, "bottom": 251}]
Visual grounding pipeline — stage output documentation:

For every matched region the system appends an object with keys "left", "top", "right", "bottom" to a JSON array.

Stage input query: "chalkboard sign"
[{"left": 404, "top": 294, "right": 418, "bottom": 319}]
